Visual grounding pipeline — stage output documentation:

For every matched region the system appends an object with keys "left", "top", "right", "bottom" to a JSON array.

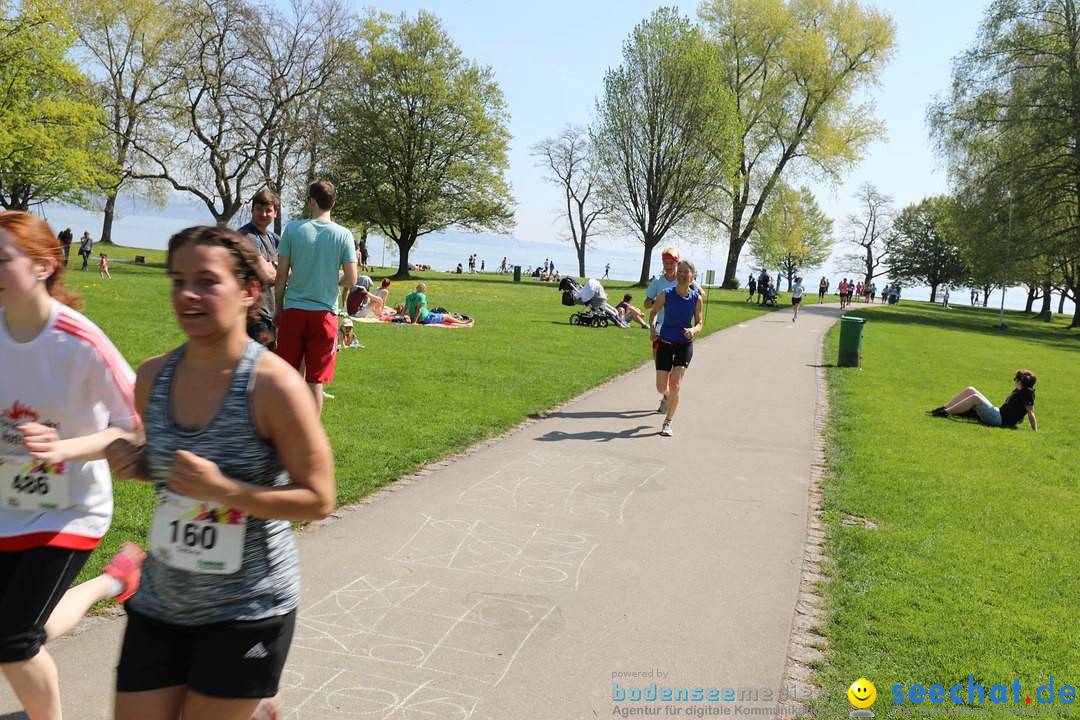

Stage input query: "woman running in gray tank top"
[{"left": 106, "top": 226, "right": 335, "bottom": 720}]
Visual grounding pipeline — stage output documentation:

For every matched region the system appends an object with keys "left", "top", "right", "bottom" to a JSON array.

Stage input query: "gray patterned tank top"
[{"left": 127, "top": 340, "right": 300, "bottom": 624}]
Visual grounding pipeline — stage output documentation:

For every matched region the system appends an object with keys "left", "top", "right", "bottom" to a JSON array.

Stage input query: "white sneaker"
[
  {"left": 660, "top": 420, "right": 673, "bottom": 437},
  {"left": 657, "top": 396, "right": 668, "bottom": 414},
  {"left": 322, "top": 391, "right": 335, "bottom": 399}
]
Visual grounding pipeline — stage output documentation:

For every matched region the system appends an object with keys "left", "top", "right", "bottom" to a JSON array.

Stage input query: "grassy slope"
[
  {"left": 72, "top": 248, "right": 769, "bottom": 582},
  {"left": 816, "top": 301, "right": 1078, "bottom": 714}
]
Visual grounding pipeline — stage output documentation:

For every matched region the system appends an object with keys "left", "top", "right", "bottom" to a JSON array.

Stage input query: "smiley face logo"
[{"left": 848, "top": 678, "right": 877, "bottom": 709}]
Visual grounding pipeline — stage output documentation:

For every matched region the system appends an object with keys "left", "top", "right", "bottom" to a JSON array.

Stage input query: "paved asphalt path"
[{"left": 0, "top": 301, "right": 847, "bottom": 720}]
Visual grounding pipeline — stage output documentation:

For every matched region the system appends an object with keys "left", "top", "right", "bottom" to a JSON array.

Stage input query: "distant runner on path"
[{"left": 649, "top": 259, "right": 703, "bottom": 437}]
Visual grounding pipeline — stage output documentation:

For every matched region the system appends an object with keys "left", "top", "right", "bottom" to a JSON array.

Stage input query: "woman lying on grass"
[{"left": 927, "top": 369, "right": 1038, "bottom": 431}]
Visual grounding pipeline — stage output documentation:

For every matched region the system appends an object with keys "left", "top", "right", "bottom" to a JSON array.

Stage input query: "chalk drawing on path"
[
  {"left": 457, "top": 450, "right": 664, "bottom": 524},
  {"left": 393, "top": 516, "right": 596, "bottom": 589},
  {"left": 279, "top": 665, "right": 481, "bottom": 719},
  {"left": 291, "top": 575, "right": 557, "bottom": 689}
]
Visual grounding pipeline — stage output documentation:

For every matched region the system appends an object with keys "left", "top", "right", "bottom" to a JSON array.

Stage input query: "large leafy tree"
[
  {"left": 699, "top": 0, "right": 895, "bottom": 288},
  {"left": 328, "top": 10, "right": 514, "bottom": 278},
  {"left": 748, "top": 184, "right": 833, "bottom": 291},
  {"left": 890, "top": 196, "right": 969, "bottom": 302},
  {"left": 531, "top": 124, "right": 608, "bottom": 278},
  {"left": 930, "top": 0, "right": 1080, "bottom": 327},
  {"left": 590, "top": 7, "right": 737, "bottom": 285},
  {"left": 0, "top": 0, "right": 114, "bottom": 211}
]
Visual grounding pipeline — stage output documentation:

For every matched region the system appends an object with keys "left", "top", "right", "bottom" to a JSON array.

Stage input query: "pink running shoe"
[{"left": 103, "top": 542, "right": 145, "bottom": 603}]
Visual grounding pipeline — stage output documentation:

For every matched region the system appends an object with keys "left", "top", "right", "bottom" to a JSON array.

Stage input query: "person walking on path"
[
  {"left": 648, "top": 259, "right": 703, "bottom": 437},
  {"left": 272, "top": 180, "right": 358, "bottom": 416},
  {"left": 78, "top": 232, "right": 93, "bottom": 271},
  {"left": 603, "top": 263, "right": 610, "bottom": 279},
  {"left": 0, "top": 211, "right": 144, "bottom": 720},
  {"left": 818, "top": 277, "right": 828, "bottom": 303},
  {"left": 105, "top": 225, "right": 336, "bottom": 720},
  {"left": 927, "top": 369, "right": 1037, "bottom": 431},
  {"left": 237, "top": 189, "right": 281, "bottom": 348},
  {"left": 791, "top": 276, "right": 805, "bottom": 321}
]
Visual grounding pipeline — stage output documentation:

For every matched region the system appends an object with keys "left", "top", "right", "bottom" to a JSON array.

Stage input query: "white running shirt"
[{"left": 0, "top": 300, "right": 138, "bottom": 550}]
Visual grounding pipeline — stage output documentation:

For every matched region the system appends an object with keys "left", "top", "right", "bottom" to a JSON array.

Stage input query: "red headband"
[{"left": 662, "top": 253, "right": 678, "bottom": 262}]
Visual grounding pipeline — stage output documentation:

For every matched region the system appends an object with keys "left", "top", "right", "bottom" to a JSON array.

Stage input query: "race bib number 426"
[
  {"left": 0, "top": 454, "right": 71, "bottom": 511},
  {"left": 149, "top": 489, "right": 246, "bottom": 574}
]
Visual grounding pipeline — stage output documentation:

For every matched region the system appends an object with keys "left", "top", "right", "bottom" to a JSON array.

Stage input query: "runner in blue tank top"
[{"left": 648, "top": 260, "right": 703, "bottom": 437}]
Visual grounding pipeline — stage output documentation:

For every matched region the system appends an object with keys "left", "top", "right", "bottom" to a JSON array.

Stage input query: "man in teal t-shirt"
[
  {"left": 405, "top": 285, "right": 430, "bottom": 323},
  {"left": 273, "top": 180, "right": 358, "bottom": 414}
]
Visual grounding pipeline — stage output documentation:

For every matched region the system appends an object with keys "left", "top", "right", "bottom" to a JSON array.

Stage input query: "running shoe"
[
  {"left": 322, "top": 391, "right": 335, "bottom": 399},
  {"left": 657, "top": 396, "right": 668, "bottom": 414},
  {"left": 660, "top": 420, "right": 673, "bottom": 437},
  {"left": 104, "top": 542, "right": 145, "bottom": 603}
]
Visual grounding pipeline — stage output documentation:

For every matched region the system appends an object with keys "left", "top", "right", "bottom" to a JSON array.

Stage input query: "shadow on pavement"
[
  {"left": 534, "top": 410, "right": 656, "bottom": 420},
  {"left": 0, "top": 712, "right": 29, "bottom": 720},
  {"left": 535, "top": 426, "right": 654, "bottom": 442}
]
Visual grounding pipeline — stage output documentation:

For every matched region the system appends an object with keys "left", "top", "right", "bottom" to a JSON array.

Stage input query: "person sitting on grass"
[
  {"left": 404, "top": 283, "right": 474, "bottom": 326},
  {"left": 927, "top": 369, "right": 1038, "bottom": 431},
  {"left": 615, "top": 293, "right": 649, "bottom": 328},
  {"left": 338, "top": 317, "right": 361, "bottom": 349}
]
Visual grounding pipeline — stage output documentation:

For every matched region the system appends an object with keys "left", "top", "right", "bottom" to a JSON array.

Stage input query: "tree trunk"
[
  {"left": 1035, "top": 282, "right": 1052, "bottom": 319},
  {"left": 393, "top": 229, "right": 417, "bottom": 279},
  {"left": 577, "top": 242, "right": 586, "bottom": 278},
  {"left": 982, "top": 285, "right": 992, "bottom": 307},
  {"left": 637, "top": 238, "right": 657, "bottom": 286},
  {"left": 722, "top": 223, "right": 745, "bottom": 288},
  {"left": 1071, "top": 300, "right": 1080, "bottom": 328},
  {"left": 1059, "top": 290, "right": 1067, "bottom": 314},
  {"left": 929, "top": 284, "right": 938, "bottom": 303},
  {"left": 100, "top": 192, "right": 118, "bottom": 245}
]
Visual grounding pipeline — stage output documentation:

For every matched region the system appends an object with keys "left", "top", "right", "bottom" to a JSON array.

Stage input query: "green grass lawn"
[
  {"left": 70, "top": 247, "right": 770, "bottom": 584},
  {"left": 815, "top": 301, "right": 1078, "bottom": 715}
]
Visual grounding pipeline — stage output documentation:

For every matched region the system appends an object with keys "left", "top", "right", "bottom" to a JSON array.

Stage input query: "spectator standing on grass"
[
  {"left": 58, "top": 227, "right": 73, "bottom": 266},
  {"left": 273, "top": 181, "right": 358, "bottom": 416},
  {"left": 942, "top": 287, "right": 950, "bottom": 309},
  {"left": 237, "top": 189, "right": 280, "bottom": 347},
  {"left": 78, "top": 231, "right": 93, "bottom": 270},
  {"left": 747, "top": 274, "right": 757, "bottom": 302},
  {"left": 603, "top": 263, "right": 610, "bottom": 279}
]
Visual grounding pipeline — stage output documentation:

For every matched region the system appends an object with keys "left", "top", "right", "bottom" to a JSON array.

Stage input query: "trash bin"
[
  {"left": 838, "top": 316, "right": 865, "bottom": 368},
  {"left": 513, "top": 265, "right": 521, "bottom": 282}
]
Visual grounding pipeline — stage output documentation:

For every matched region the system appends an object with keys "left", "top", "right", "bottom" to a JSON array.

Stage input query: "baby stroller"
[
  {"left": 761, "top": 284, "right": 779, "bottom": 308},
  {"left": 559, "top": 277, "right": 629, "bottom": 328}
]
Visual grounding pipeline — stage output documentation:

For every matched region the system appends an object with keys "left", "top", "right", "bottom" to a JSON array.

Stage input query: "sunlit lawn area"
[{"left": 814, "top": 301, "right": 1078, "bottom": 715}]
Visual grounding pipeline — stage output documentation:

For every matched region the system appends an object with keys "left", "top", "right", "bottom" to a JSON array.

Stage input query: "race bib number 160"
[{"left": 149, "top": 489, "right": 246, "bottom": 574}]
